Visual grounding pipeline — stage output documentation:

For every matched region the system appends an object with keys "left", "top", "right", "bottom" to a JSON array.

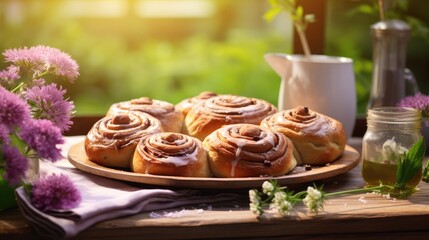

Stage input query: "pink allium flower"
[
  {"left": 19, "top": 119, "right": 64, "bottom": 162},
  {"left": 25, "top": 83, "right": 75, "bottom": 132},
  {"left": 398, "top": 92, "right": 429, "bottom": 118},
  {"left": 0, "top": 124, "right": 9, "bottom": 143},
  {"left": 2, "top": 145, "right": 29, "bottom": 186},
  {"left": 0, "top": 86, "right": 31, "bottom": 128},
  {"left": 31, "top": 173, "right": 81, "bottom": 211},
  {"left": 0, "top": 65, "right": 20, "bottom": 87},
  {"left": 3, "top": 45, "right": 79, "bottom": 83},
  {"left": 32, "top": 78, "right": 46, "bottom": 87}
]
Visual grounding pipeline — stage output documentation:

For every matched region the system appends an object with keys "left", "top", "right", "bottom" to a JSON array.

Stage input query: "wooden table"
[{"left": 1, "top": 137, "right": 429, "bottom": 240}]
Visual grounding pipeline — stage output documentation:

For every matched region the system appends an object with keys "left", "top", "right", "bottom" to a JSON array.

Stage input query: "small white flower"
[
  {"left": 269, "top": 191, "right": 293, "bottom": 215},
  {"left": 381, "top": 137, "right": 408, "bottom": 163},
  {"left": 249, "top": 189, "right": 263, "bottom": 215},
  {"left": 303, "top": 186, "right": 324, "bottom": 213},
  {"left": 249, "top": 190, "right": 260, "bottom": 204},
  {"left": 262, "top": 181, "right": 275, "bottom": 196},
  {"left": 249, "top": 202, "right": 262, "bottom": 215}
]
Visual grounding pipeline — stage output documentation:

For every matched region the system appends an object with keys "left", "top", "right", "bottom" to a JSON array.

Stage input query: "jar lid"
[
  {"left": 371, "top": 20, "right": 411, "bottom": 38},
  {"left": 367, "top": 107, "right": 421, "bottom": 124}
]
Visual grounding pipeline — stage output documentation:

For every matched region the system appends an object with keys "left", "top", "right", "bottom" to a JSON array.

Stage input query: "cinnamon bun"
[
  {"left": 184, "top": 94, "right": 277, "bottom": 141},
  {"left": 261, "top": 106, "right": 346, "bottom": 165},
  {"left": 85, "top": 112, "right": 164, "bottom": 168},
  {"left": 203, "top": 124, "right": 297, "bottom": 178},
  {"left": 107, "top": 97, "right": 184, "bottom": 133},
  {"left": 176, "top": 91, "right": 218, "bottom": 117},
  {"left": 132, "top": 132, "right": 211, "bottom": 177}
]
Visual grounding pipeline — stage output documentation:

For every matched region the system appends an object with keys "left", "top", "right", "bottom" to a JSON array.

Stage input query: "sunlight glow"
[
  {"left": 136, "top": 0, "right": 215, "bottom": 18},
  {"left": 61, "top": 0, "right": 127, "bottom": 18}
]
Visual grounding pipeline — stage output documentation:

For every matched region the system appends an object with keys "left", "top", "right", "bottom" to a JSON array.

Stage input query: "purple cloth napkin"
[{"left": 15, "top": 137, "right": 238, "bottom": 239}]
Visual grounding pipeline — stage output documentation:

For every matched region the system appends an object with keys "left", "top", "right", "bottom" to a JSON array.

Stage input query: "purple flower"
[
  {"left": 31, "top": 173, "right": 81, "bottom": 211},
  {"left": 32, "top": 78, "right": 46, "bottom": 87},
  {"left": 0, "top": 65, "right": 20, "bottom": 88},
  {"left": 398, "top": 92, "right": 429, "bottom": 118},
  {"left": 0, "top": 86, "right": 31, "bottom": 128},
  {"left": 2, "top": 145, "right": 29, "bottom": 186},
  {"left": 3, "top": 45, "right": 79, "bottom": 83},
  {"left": 0, "top": 124, "right": 10, "bottom": 143},
  {"left": 19, "top": 119, "right": 64, "bottom": 162},
  {"left": 24, "top": 83, "right": 75, "bottom": 132}
]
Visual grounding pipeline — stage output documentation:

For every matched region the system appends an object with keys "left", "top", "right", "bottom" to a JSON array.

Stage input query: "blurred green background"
[{"left": 0, "top": 0, "right": 428, "bottom": 116}]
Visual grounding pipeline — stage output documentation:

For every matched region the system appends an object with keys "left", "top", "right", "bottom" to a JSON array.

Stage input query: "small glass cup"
[{"left": 362, "top": 107, "right": 422, "bottom": 189}]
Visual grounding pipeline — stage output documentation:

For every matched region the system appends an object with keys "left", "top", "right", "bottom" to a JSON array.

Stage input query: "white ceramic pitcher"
[{"left": 265, "top": 53, "right": 357, "bottom": 138}]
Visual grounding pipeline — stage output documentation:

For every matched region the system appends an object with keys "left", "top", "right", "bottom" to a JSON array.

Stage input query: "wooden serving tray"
[{"left": 67, "top": 141, "right": 360, "bottom": 189}]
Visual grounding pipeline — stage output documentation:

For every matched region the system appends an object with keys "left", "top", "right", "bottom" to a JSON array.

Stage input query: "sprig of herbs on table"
[{"left": 249, "top": 138, "right": 427, "bottom": 216}]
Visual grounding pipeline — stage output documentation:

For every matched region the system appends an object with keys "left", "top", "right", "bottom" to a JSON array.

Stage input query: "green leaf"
[
  {"left": 396, "top": 138, "right": 426, "bottom": 188},
  {"left": 295, "top": 5, "right": 303, "bottom": 19},
  {"left": 356, "top": 4, "right": 376, "bottom": 15},
  {"left": 395, "top": 0, "right": 409, "bottom": 11},
  {"left": 10, "top": 132, "right": 27, "bottom": 155},
  {"left": 264, "top": 7, "right": 282, "bottom": 22},
  {"left": 23, "top": 183, "right": 33, "bottom": 197}
]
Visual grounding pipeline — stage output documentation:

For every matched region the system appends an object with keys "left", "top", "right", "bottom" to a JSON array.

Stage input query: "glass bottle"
[
  {"left": 362, "top": 107, "right": 422, "bottom": 188},
  {"left": 368, "top": 20, "right": 415, "bottom": 108}
]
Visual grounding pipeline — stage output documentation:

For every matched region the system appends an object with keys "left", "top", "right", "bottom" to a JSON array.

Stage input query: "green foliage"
[
  {"left": 396, "top": 138, "right": 425, "bottom": 188},
  {"left": 264, "top": 0, "right": 315, "bottom": 31},
  {"left": 352, "top": 0, "right": 429, "bottom": 43},
  {"left": 68, "top": 32, "right": 285, "bottom": 114},
  {"left": 1, "top": 21, "right": 284, "bottom": 114},
  {"left": 264, "top": 0, "right": 315, "bottom": 56},
  {"left": 2, "top": 0, "right": 427, "bottom": 117}
]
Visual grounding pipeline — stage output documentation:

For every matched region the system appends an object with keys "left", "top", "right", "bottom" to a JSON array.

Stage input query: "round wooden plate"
[{"left": 68, "top": 141, "right": 360, "bottom": 189}]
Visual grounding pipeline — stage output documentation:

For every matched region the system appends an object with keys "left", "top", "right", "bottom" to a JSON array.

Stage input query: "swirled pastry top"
[
  {"left": 107, "top": 97, "right": 184, "bottom": 132},
  {"left": 203, "top": 124, "right": 296, "bottom": 177},
  {"left": 86, "top": 111, "right": 164, "bottom": 149},
  {"left": 176, "top": 91, "right": 218, "bottom": 116},
  {"left": 185, "top": 94, "right": 277, "bottom": 140},
  {"left": 133, "top": 132, "right": 210, "bottom": 177},
  {"left": 261, "top": 106, "right": 346, "bottom": 165},
  {"left": 262, "top": 106, "right": 343, "bottom": 137},
  {"left": 107, "top": 97, "right": 176, "bottom": 117}
]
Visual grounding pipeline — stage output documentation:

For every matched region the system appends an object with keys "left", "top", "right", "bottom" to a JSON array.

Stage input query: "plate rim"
[{"left": 67, "top": 141, "right": 360, "bottom": 189}]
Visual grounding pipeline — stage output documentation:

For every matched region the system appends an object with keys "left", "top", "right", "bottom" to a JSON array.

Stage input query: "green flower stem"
[
  {"left": 34, "top": 70, "right": 50, "bottom": 79},
  {"left": 292, "top": 190, "right": 307, "bottom": 199},
  {"left": 324, "top": 185, "right": 387, "bottom": 197},
  {"left": 11, "top": 82, "right": 24, "bottom": 93}
]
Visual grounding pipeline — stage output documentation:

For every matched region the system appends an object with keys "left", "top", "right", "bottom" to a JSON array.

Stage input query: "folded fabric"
[{"left": 15, "top": 136, "right": 239, "bottom": 239}]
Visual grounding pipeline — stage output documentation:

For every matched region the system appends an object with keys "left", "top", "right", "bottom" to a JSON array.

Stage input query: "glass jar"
[
  {"left": 362, "top": 107, "right": 422, "bottom": 188},
  {"left": 0, "top": 157, "right": 39, "bottom": 211}
]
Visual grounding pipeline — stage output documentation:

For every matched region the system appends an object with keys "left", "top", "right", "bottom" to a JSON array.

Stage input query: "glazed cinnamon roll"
[
  {"left": 176, "top": 91, "right": 218, "bottom": 117},
  {"left": 261, "top": 106, "right": 346, "bottom": 165},
  {"left": 107, "top": 97, "right": 184, "bottom": 133},
  {"left": 85, "top": 112, "right": 163, "bottom": 168},
  {"left": 203, "top": 124, "right": 297, "bottom": 178},
  {"left": 132, "top": 132, "right": 211, "bottom": 177},
  {"left": 184, "top": 94, "right": 277, "bottom": 141}
]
